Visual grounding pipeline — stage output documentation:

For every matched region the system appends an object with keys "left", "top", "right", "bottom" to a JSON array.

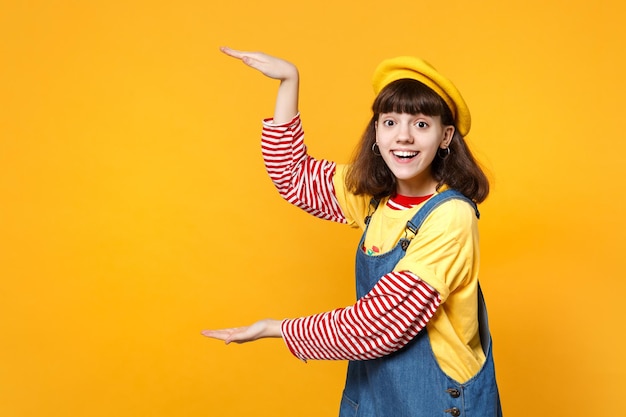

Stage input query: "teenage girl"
[{"left": 203, "top": 46, "right": 502, "bottom": 417}]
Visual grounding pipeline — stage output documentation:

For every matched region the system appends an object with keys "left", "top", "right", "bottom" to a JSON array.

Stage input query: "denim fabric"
[{"left": 338, "top": 191, "right": 502, "bottom": 417}]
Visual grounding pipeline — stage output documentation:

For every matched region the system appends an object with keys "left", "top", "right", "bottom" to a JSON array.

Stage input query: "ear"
[
  {"left": 441, "top": 126, "right": 455, "bottom": 148},
  {"left": 374, "top": 119, "right": 379, "bottom": 140}
]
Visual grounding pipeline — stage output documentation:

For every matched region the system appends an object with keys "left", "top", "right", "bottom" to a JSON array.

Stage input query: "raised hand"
[{"left": 220, "top": 46, "right": 298, "bottom": 82}]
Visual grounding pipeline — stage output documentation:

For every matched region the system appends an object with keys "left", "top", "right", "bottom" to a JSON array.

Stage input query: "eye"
[
  {"left": 416, "top": 121, "right": 428, "bottom": 128},
  {"left": 382, "top": 119, "right": 395, "bottom": 127}
]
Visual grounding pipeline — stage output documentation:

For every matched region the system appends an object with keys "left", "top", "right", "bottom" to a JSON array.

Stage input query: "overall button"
[
  {"left": 445, "top": 407, "right": 461, "bottom": 416},
  {"left": 446, "top": 388, "right": 461, "bottom": 398}
]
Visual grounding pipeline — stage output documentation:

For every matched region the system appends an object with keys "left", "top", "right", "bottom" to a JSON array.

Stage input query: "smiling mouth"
[{"left": 393, "top": 151, "right": 419, "bottom": 159}]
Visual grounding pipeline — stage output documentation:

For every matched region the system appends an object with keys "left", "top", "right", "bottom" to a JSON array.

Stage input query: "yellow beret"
[{"left": 372, "top": 56, "right": 471, "bottom": 136}]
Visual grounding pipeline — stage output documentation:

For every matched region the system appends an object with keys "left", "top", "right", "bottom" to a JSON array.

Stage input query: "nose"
[{"left": 397, "top": 122, "right": 414, "bottom": 143}]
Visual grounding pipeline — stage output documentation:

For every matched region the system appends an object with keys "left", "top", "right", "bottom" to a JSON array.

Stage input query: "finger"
[
  {"left": 220, "top": 46, "right": 256, "bottom": 61},
  {"left": 219, "top": 46, "right": 241, "bottom": 57},
  {"left": 224, "top": 327, "right": 252, "bottom": 344},
  {"left": 201, "top": 329, "right": 235, "bottom": 341},
  {"left": 220, "top": 46, "right": 268, "bottom": 69}
]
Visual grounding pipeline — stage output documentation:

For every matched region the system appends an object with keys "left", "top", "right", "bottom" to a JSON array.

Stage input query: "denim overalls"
[{"left": 339, "top": 190, "right": 503, "bottom": 417}]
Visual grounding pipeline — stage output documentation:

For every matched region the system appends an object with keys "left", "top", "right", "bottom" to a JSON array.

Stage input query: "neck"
[{"left": 395, "top": 178, "right": 438, "bottom": 197}]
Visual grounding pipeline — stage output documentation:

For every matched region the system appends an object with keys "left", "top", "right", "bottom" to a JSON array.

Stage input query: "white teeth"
[{"left": 393, "top": 151, "right": 418, "bottom": 158}]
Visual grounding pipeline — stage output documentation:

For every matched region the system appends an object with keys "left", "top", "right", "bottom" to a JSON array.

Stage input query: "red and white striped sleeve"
[
  {"left": 280, "top": 270, "right": 441, "bottom": 361},
  {"left": 262, "top": 114, "right": 347, "bottom": 224}
]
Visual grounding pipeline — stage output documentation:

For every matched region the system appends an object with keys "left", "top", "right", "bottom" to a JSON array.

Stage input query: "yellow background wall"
[{"left": 1, "top": 1, "right": 624, "bottom": 416}]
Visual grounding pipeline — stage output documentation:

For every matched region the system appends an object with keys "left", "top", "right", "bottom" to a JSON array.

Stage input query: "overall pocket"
[{"left": 338, "top": 393, "right": 358, "bottom": 417}]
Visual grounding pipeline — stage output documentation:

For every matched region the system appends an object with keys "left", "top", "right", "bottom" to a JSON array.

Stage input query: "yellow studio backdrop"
[{"left": 1, "top": 1, "right": 624, "bottom": 416}]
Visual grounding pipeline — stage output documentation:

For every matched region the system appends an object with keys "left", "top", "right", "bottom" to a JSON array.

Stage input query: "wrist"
[
  {"left": 280, "top": 63, "right": 299, "bottom": 82},
  {"left": 262, "top": 319, "right": 283, "bottom": 338}
]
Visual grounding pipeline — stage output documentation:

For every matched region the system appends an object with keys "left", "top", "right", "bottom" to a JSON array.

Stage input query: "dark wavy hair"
[{"left": 345, "top": 79, "right": 490, "bottom": 203}]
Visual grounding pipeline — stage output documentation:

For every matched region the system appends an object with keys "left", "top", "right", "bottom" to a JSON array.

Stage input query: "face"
[{"left": 375, "top": 112, "right": 454, "bottom": 196}]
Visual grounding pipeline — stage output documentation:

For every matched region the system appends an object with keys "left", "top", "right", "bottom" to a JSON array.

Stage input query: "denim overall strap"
[
  {"left": 339, "top": 190, "right": 502, "bottom": 417},
  {"left": 400, "top": 190, "right": 479, "bottom": 249}
]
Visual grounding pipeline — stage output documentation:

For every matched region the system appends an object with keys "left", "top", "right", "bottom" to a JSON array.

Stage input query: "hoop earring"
[
  {"left": 371, "top": 142, "right": 381, "bottom": 156},
  {"left": 437, "top": 147, "right": 450, "bottom": 159}
]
